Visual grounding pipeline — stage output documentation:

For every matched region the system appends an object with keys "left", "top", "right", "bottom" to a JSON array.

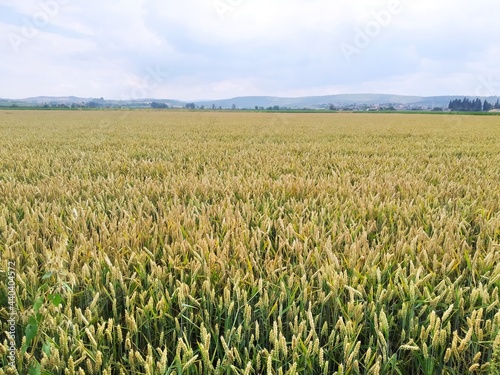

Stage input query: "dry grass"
[{"left": 0, "top": 110, "right": 500, "bottom": 374}]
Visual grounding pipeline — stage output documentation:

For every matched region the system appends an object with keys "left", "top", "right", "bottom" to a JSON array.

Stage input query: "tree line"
[{"left": 448, "top": 98, "right": 500, "bottom": 112}]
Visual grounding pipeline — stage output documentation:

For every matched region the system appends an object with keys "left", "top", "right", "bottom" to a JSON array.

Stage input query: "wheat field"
[{"left": 1, "top": 110, "right": 500, "bottom": 374}]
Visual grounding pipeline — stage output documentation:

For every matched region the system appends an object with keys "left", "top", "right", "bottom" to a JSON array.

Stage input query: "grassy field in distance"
[{"left": 1, "top": 110, "right": 500, "bottom": 374}]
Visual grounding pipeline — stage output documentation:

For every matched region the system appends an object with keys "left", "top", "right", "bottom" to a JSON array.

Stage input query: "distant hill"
[
  {"left": 194, "top": 94, "right": 500, "bottom": 109},
  {"left": 0, "top": 96, "right": 186, "bottom": 108},
  {"left": 194, "top": 94, "right": 424, "bottom": 109},
  {"left": 1, "top": 94, "right": 499, "bottom": 109},
  {"left": 21, "top": 96, "right": 92, "bottom": 104}
]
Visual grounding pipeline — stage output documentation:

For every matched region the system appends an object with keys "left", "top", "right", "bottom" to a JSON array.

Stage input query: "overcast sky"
[{"left": 1, "top": 0, "right": 499, "bottom": 100}]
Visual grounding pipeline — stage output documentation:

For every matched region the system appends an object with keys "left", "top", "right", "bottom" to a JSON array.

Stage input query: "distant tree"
[
  {"left": 495, "top": 99, "right": 500, "bottom": 109},
  {"left": 151, "top": 102, "right": 168, "bottom": 109},
  {"left": 185, "top": 103, "right": 195, "bottom": 109},
  {"left": 255, "top": 106, "right": 259, "bottom": 110},
  {"left": 474, "top": 98, "right": 482, "bottom": 111},
  {"left": 449, "top": 97, "right": 488, "bottom": 112},
  {"left": 232, "top": 104, "right": 236, "bottom": 110},
  {"left": 212, "top": 104, "right": 216, "bottom": 110},
  {"left": 273, "top": 105, "right": 279, "bottom": 110},
  {"left": 86, "top": 101, "right": 101, "bottom": 108},
  {"left": 329, "top": 104, "right": 336, "bottom": 110},
  {"left": 483, "top": 99, "right": 492, "bottom": 112},
  {"left": 200, "top": 105, "right": 205, "bottom": 110},
  {"left": 464, "top": 98, "right": 471, "bottom": 111}
]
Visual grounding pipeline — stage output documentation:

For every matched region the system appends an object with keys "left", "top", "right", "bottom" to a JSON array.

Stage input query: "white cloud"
[{"left": 1, "top": 0, "right": 499, "bottom": 99}]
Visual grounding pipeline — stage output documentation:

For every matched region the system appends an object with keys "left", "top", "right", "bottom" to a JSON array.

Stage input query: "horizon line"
[{"left": 2, "top": 92, "right": 500, "bottom": 102}]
